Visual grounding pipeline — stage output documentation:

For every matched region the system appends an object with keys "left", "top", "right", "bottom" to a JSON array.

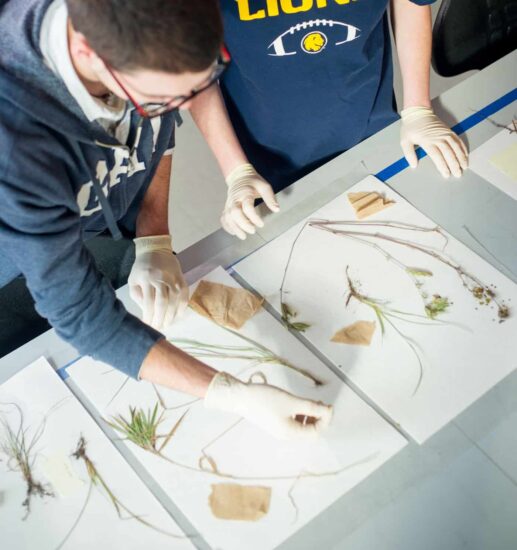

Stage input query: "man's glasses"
[{"left": 105, "top": 46, "right": 231, "bottom": 118}]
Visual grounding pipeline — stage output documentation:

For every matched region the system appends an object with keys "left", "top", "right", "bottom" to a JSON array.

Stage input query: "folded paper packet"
[
  {"left": 209, "top": 483, "right": 271, "bottom": 521},
  {"left": 189, "top": 280, "right": 264, "bottom": 329},
  {"left": 348, "top": 191, "right": 395, "bottom": 219},
  {"left": 331, "top": 320, "right": 376, "bottom": 346}
]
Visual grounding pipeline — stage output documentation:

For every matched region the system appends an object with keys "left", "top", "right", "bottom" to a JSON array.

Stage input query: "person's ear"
[{"left": 68, "top": 21, "right": 106, "bottom": 74}]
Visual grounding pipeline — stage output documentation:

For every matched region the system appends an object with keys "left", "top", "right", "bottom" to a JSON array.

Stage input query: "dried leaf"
[
  {"left": 158, "top": 410, "right": 188, "bottom": 453},
  {"left": 331, "top": 321, "right": 376, "bottom": 346},
  {"left": 281, "top": 302, "right": 311, "bottom": 332},
  {"left": 281, "top": 302, "right": 295, "bottom": 319},
  {"left": 291, "top": 322, "right": 311, "bottom": 332},
  {"left": 406, "top": 268, "right": 433, "bottom": 277}
]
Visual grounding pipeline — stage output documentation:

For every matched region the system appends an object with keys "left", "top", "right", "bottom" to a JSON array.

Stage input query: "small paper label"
[{"left": 39, "top": 452, "right": 84, "bottom": 498}]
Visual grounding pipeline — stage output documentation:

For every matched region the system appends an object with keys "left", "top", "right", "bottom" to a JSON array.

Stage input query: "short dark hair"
[{"left": 66, "top": 0, "right": 223, "bottom": 73}]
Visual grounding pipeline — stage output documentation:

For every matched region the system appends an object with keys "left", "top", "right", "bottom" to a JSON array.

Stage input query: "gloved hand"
[
  {"left": 221, "top": 163, "right": 280, "bottom": 240},
  {"left": 128, "top": 235, "right": 188, "bottom": 331},
  {"left": 204, "top": 371, "right": 333, "bottom": 440},
  {"left": 400, "top": 106, "right": 468, "bottom": 178}
]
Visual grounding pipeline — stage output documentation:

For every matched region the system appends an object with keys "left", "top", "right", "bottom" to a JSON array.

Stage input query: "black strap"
[
  {"left": 173, "top": 110, "right": 184, "bottom": 127},
  {"left": 90, "top": 177, "right": 123, "bottom": 241}
]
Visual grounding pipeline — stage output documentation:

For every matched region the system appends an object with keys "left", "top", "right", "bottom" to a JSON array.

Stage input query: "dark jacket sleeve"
[{"left": 0, "top": 129, "right": 162, "bottom": 379}]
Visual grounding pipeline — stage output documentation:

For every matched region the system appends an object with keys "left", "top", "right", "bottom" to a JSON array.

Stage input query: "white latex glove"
[
  {"left": 400, "top": 106, "right": 469, "bottom": 179},
  {"left": 204, "top": 372, "right": 333, "bottom": 440},
  {"left": 128, "top": 235, "right": 188, "bottom": 330},
  {"left": 221, "top": 163, "right": 280, "bottom": 240}
]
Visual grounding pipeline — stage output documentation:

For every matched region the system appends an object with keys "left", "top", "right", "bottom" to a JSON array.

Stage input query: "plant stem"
[{"left": 169, "top": 327, "right": 323, "bottom": 386}]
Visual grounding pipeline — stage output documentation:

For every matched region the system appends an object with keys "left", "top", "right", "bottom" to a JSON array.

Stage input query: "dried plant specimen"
[
  {"left": 208, "top": 483, "right": 271, "bottom": 521},
  {"left": 170, "top": 324, "right": 323, "bottom": 386},
  {"left": 56, "top": 436, "right": 184, "bottom": 549},
  {"left": 108, "top": 402, "right": 377, "bottom": 483},
  {"left": 345, "top": 268, "right": 433, "bottom": 394},
  {"left": 102, "top": 321, "right": 323, "bottom": 412},
  {"left": 308, "top": 220, "right": 510, "bottom": 320},
  {"left": 279, "top": 216, "right": 508, "bottom": 394},
  {"left": 331, "top": 321, "right": 376, "bottom": 346},
  {"left": 0, "top": 403, "right": 54, "bottom": 519},
  {"left": 189, "top": 280, "right": 264, "bottom": 329}
]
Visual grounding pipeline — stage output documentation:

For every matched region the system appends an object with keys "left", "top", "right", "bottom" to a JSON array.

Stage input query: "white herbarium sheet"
[
  {"left": 0, "top": 358, "right": 192, "bottom": 550},
  {"left": 68, "top": 267, "right": 407, "bottom": 550},
  {"left": 234, "top": 175, "right": 517, "bottom": 443},
  {"left": 469, "top": 128, "right": 517, "bottom": 200}
]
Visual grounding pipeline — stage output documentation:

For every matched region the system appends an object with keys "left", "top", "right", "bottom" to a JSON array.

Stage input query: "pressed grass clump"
[{"left": 0, "top": 403, "right": 53, "bottom": 519}]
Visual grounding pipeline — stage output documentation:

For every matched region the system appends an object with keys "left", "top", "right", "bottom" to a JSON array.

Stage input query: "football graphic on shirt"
[{"left": 268, "top": 19, "right": 360, "bottom": 57}]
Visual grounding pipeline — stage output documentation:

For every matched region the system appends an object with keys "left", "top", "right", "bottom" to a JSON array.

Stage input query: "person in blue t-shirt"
[{"left": 189, "top": 0, "right": 468, "bottom": 240}]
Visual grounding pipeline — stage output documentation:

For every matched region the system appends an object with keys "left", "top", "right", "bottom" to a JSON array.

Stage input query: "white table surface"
[{"left": 1, "top": 51, "right": 516, "bottom": 550}]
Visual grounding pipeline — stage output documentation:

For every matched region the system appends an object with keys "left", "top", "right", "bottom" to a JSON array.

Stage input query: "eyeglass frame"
[{"left": 103, "top": 46, "right": 231, "bottom": 118}]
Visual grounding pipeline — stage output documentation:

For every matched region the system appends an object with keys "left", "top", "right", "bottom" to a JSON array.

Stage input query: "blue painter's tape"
[
  {"left": 452, "top": 88, "right": 517, "bottom": 134},
  {"left": 56, "top": 357, "right": 81, "bottom": 381},
  {"left": 375, "top": 87, "right": 517, "bottom": 182}
]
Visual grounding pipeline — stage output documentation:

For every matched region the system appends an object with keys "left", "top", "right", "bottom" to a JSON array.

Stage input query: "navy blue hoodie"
[{"left": 0, "top": 0, "right": 177, "bottom": 377}]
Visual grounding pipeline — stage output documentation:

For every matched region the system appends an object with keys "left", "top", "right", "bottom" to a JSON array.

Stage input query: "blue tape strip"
[
  {"left": 375, "top": 87, "right": 517, "bottom": 182},
  {"left": 57, "top": 357, "right": 81, "bottom": 381}
]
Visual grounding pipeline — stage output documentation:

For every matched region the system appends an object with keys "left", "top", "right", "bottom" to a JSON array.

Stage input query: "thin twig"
[{"left": 55, "top": 479, "right": 94, "bottom": 550}]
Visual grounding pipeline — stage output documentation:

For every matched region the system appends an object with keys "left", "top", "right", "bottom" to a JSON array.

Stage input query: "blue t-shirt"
[{"left": 220, "top": 0, "right": 435, "bottom": 190}]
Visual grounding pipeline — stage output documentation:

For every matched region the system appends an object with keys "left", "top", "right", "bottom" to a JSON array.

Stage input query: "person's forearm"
[
  {"left": 390, "top": 0, "right": 432, "bottom": 109},
  {"left": 189, "top": 84, "right": 248, "bottom": 178},
  {"left": 139, "top": 339, "right": 217, "bottom": 397},
  {"left": 136, "top": 154, "right": 172, "bottom": 237}
]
